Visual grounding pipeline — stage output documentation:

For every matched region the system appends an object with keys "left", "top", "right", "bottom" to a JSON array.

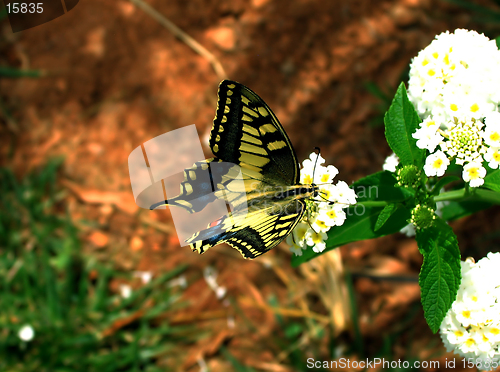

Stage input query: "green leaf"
[
  {"left": 374, "top": 204, "right": 397, "bottom": 231},
  {"left": 352, "top": 171, "right": 413, "bottom": 203},
  {"left": 484, "top": 169, "right": 500, "bottom": 192},
  {"left": 444, "top": 0, "right": 500, "bottom": 24},
  {"left": 292, "top": 205, "right": 411, "bottom": 266},
  {"left": 384, "top": 82, "right": 425, "bottom": 167},
  {"left": 416, "top": 218, "right": 461, "bottom": 333},
  {"left": 440, "top": 200, "right": 492, "bottom": 221}
]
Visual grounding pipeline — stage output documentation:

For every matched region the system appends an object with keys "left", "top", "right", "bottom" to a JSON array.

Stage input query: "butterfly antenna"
[
  {"left": 306, "top": 215, "right": 318, "bottom": 235},
  {"left": 312, "top": 147, "right": 321, "bottom": 183},
  {"left": 317, "top": 192, "right": 335, "bottom": 205}
]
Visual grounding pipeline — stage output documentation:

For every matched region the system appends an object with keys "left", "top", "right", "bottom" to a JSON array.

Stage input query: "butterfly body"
[{"left": 155, "top": 80, "right": 318, "bottom": 259}]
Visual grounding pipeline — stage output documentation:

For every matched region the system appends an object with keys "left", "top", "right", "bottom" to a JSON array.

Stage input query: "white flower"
[
  {"left": 133, "top": 271, "right": 153, "bottom": 284},
  {"left": 440, "top": 254, "right": 500, "bottom": 368},
  {"left": 288, "top": 244, "right": 304, "bottom": 257},
  {"left": 18, "top": 325, "right": 34, "bottom": 342},
  {"left": 322, "top": 204, "right": 347, "bottom": 227},
  {"left": 485, "top": 111, "right": 500, "bottom": 126},
  {"left": 462, "top": 161, "right": 486, "bottom": 187},
  {"left": 301, "top": 152, "right": 338, "bottom": 185},
  {"left": 383, "top": 153, "right": 399, "bottom": 172},
  {"left": 330, "top": 181, "right": 357, "bottom": 206},
  {"left": 424, "top": 150, "right": 450, "bottom": 177},
  {"left": 311, "top": 214, "right": 331, "bottom": 233},
  {"left": 287, "top": 222, "right": 310, "bottom": 256},
  {"left": 168, "top": 275, "right": 187, "bottom": 288},
  {"left": 483, "top": 121, "right": 500, "bottom": 148},
  {"left": 400, "top": 223, "right": 416, "bottom": 237},
  {"left": 305, "top": 229, "right": 328, "bottom": 253},
  {"left": 203, "top": 266, "right": 226, "bottom": 299},
  {"left": 119, "top": 284, "right": 132, "bottom": 299},
  {"left": 484, "top": 147, "right": 500, "bottom": 169},
  {"left": 412, "top": 117, "right": 443, "bottom": 152}
]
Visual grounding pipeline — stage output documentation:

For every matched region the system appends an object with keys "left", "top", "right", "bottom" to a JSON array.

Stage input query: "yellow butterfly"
[{"left": 152, "top": 81, "right": 318, "bottom": 259}]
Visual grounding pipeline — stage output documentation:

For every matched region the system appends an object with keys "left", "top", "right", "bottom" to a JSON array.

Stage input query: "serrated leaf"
[
  {"left": 292, "top": 206, "right": 411, "bottom": 266},
  {"left": 384, "top": 83, "right": 425, "bottom": 167},
  {"left": 416, "top": 218, "right": 461, "bottom": 333},
  {"left": 374, "top": 204, "right": 397, "bottom": 231}
]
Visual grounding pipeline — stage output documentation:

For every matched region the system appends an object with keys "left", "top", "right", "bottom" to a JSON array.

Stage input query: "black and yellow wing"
[
  {"left": 155, "top": 80, "right": 315, "bottom": 259},
  {"left": 210, "top": 80, "right": 300, "bottom": 186}
]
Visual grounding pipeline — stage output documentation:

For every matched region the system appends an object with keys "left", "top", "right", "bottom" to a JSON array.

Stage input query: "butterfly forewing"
[{"left": 210, "top": 81, "right": 300, "bottom": 186}]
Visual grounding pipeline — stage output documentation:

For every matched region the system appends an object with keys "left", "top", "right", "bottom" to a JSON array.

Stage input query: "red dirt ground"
[{"left": 2, "top": 0, "right": 500, "bottom": 370}]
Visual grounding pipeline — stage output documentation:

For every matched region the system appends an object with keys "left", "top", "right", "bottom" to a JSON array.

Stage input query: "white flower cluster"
[
  {"left": 408, "top": 29, "right": 500, "bottom": 187},
  {"left": 287, "top": 153, "right": 357, "bottom": 256},
  {"left": 408, "top": 29, "right": 500, "bottom": 124},
  {"left": 440, "top": 253, "right": 500, "bottom": 368}
]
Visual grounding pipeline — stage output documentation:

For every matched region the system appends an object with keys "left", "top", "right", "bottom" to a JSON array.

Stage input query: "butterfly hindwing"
[{"left": 188, "top": 199, "right": 306, "bottom": 259}]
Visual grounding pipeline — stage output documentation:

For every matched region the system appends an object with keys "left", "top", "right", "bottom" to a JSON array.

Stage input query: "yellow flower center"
[
  {"left": 465, "top": 338, "right": 475, "bottom": 347},
  {"left": 316, "top": 219, "right": 327, "bottom": 229},
  {"left": 490, "top": 132, "right": 500, "bottom": 142},
  {"left": 468, "top": 167, "right": 479, "bottom": 179},
  {"left": 320, "top": 188, "right": 331, "bottom": 200},
  {"left": 470, "top": 103, "right": 479, "bottom": 113},
  {"left": 297, "top": 226, "right": 308, "bottom": 240},
  {"left": 433, "top": 159, "right": 443, "bottom": 169},
  {"left": 450, "top": 104, "right": 458, "bottom": 111},
  {"left": 327, "top": 210, "right": 337, "bottom": 219},
  {"left": 303, "top": 174, "right": 313, "bottom": 185},
  {"left": 310, "top": 231, "right": 323, "bottom": 244}
]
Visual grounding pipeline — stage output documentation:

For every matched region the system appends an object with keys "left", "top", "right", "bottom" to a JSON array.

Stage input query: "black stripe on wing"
[
  {"left": 188, "top": 199, "right": 306, "bottom": 259},
  {"left": 210, "top": 80, "right": 301, "bottom": 186}
]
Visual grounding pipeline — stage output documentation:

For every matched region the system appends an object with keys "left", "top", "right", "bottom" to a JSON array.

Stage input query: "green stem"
[
  {"left": 354, "top": 200, "right": 391, "bottom": 208},
  {"left": 433, "top": 188, "right": 500, "bottom": 205}
]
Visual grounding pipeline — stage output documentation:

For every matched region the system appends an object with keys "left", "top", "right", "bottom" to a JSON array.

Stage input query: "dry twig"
[{"left": 128, "top": 0, "right": 227, "bottom": 80}]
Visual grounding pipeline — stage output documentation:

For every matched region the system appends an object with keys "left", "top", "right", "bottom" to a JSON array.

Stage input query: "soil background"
[{"left": 2, "top": 0, "right": 500, "bottom": 371}]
